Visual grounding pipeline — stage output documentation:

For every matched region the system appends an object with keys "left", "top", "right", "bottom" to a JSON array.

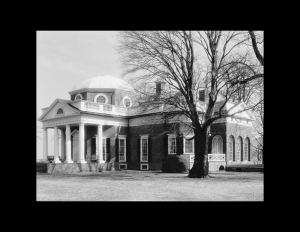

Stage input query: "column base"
[
  {"left": 98, "top": 160, "right": 105, "bottom": 164},
  {"left": 65, "top": 160, "right": 73, "bottom": 164},
  {"left": 78, "top": 160, "right": 87, "bottom": 164},
  {"left": 53, "top": 158, "right": 61, "bottom": 164}
]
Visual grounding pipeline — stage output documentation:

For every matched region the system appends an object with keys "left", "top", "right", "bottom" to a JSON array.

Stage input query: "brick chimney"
[
  {"left": 156, "top": 81, "right": 165, "bottom": 96},
  {"left": 199, "top": 89, "right": 205, "bottom": 102}
]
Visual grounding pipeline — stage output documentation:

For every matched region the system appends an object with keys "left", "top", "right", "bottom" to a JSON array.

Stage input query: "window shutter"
[
  {"left": 164, "top": 134, "right": 168, "bottom": 157},
  {"left": 179, "top": 136, "right": 183, "bottom": 155},
  {"left": 137, "top": 137, "right": 140, "bottom": 162},
  {"left": 115, "top": 137, "right": 119, "bottom": 162},
  {"left": 148, "top": 137, "right": 151, "bottom": 162},
  {"left": 126, "top": 137, "right": 130, "bottom": 163},
  {"left": 176, "top": 136, "right": 180, "bottom": 155},
  {"left": 106, "top": 138, "right": 110, "bottom": 161}
]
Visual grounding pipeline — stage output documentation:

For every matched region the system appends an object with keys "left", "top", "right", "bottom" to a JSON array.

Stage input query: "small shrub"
[
  {"left": 219, "top": 164, "right": 224, "bottom": 171},
  {"left": 161, "top": 155, "right": 187, "bottom": 173}
]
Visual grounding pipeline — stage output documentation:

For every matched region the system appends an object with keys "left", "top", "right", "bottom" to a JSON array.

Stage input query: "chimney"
[
  {"left": 156, "top": 81, "right": 165, "bottom": 96},
  {"left": 199, "top": 89, "right": 205, "bottom": 102}
]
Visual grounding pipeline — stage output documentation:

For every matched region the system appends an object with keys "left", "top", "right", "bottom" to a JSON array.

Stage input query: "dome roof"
[{"left": 72, "top": 75, "right": 134, "bottom": 92}]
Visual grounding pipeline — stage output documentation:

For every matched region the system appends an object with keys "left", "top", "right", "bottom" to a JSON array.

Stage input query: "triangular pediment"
[
  {"left": 227, "top": 102, "right": 254, "bottom": 120},
  {"left": 38, "top": 99, "right": 80, "bottom": 121}
]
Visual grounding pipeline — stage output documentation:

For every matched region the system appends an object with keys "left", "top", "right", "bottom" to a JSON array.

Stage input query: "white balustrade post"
[
  {"left": 65, "top": 125, "right": 73, "bottom": 163},
  {"left": 78, "top": 123, "right": 86, "bottom": 163},
  {"left": 43, "top": 128, "right": 48, "bottom": 162},
  {"left": 98, "top": 124, "right": 104, "bottom": 163},
  {"left": 53, "top": 127, "right": 61, "bottom": 163}
]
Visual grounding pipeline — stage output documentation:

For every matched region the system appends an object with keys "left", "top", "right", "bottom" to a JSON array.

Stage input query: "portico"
[{"left": 42, "top": 113, "right": 127, "bottom": 165}]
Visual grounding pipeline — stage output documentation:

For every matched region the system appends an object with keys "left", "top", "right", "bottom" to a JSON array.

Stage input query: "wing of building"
[{"left": 38, "top": 75, "right": 256, "bottom": 173}]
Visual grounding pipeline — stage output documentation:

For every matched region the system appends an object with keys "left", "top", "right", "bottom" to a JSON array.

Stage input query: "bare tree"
[
  {"left": 249, "top": 31, "right": 264, "bottom": 66},
  {"left": 117, "top": 31, "right": 263, "bottom": 178}
]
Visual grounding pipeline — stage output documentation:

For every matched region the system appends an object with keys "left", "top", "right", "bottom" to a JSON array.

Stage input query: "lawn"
[{"left": 36, "top": 170, "right": 263, "bottom": 201}]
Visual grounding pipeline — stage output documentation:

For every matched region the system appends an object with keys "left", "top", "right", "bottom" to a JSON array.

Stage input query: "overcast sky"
[{"left": 36, "top": 31, "right": 123, "bottom": 159}]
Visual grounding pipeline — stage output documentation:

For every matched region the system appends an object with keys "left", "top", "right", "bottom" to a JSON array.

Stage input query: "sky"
[{"left": 36, "top": 31, "right": 123, "bottom": 160}]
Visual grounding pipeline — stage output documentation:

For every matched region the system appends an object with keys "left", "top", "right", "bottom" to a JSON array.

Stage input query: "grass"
[{"left": 36, "top": 170, "right": 263, "bottom": 201}]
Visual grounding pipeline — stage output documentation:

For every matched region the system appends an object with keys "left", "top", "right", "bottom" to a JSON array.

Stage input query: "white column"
[
  {"left": 98, "top": 124, "right": 104, "bottom": 163},
  {"left": 43, "top": 128, "right": 48, "bottom": 162},
  {"left": 78, "top": 123, "right": 86, "bottom": 163},
  {"left": 60, "top": 129, "right": 66, "bottom": 162},
  {"left": 65, "top": 125, "right": 73, "bottom": 163},
  {"left": 53, "top": 126, "right": 61, "bottom": 163}
]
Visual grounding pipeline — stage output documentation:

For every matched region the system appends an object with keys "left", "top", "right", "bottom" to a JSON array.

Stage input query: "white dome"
[{"left": 72, "top": 75, "right": 134, "bottom": 91}]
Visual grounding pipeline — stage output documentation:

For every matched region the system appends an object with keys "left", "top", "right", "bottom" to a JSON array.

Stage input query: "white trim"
[
  {"left": 140, "top": 163, "right": 149, "bottom": 170},
  {"left": 183, "top": 136, "right": 194, "bottom": 154},
  {"left": 123, "top": 96, "right": 132, "bottom": 108},
  {"left": 94, "top": 93, "right": 108, "bottom": 104},
  {"left": 74, "top": 94, "right": 83, "bottom": 101},
  {"left": 119, "top": 163, "right": 127, "bottom": 170}
]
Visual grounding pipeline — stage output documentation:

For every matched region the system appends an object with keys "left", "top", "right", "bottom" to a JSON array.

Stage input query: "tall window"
[
  {"left": 228, "top": 136, "right": 234, "bottom": 161},
  {"left": 212, "top": 135, "right": 223, "bottom": 154},
  {"left": 168, "top": 135, "right": 177, "bottom": 154},
  {"left": 119, "top": 137, "right": 126, "bottom": 162},
  {"left": 236, "top": 136, "right": 242, "bottom": 161},
  {"left": 244, "top": 137, "right": 250, "bottom": 161},
  {"left": 140, "top": 136, "right": 148, "bottom": 162},
  {"left": 184, "top": 137, "right": 194, "bottom": 154}
]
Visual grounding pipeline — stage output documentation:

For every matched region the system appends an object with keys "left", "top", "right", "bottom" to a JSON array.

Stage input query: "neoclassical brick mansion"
[{"left": 38, "top": 75, "right": 255, "bottom": 173}]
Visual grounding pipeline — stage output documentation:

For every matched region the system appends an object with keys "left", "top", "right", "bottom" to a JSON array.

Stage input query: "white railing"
[
  {"left": 71, "top": 100, "right": 129, "bottom": 116},
  {"left": 208, "top": 154, "right": 225, "bottom": 162}
]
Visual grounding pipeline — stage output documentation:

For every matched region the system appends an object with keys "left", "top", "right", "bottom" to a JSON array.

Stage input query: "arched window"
[
  {"left": 228, "top": 136, "right": 234, "bottom": 162},
  {"left": 212, "top": 135, "right": 223, "bottom": 154},
  {"left": 244, "top": 137, "right": 250, "bottom": 161},
  {"left": 75, "top": 94, "right": 83, "bottom": 101},
  {"left": 94, "top": 94, "right": 108, "bottom": 104},
  {"left": 57, "top": 108, "right": 64, "bottom": 114},
  {"left": 236, "top": 136, "right": 243, "bottom": 161}
]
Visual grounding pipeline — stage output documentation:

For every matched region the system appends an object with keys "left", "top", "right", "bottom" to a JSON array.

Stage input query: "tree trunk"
[{"left": 188, "top": 127, "right": 209, "bottom": 178}]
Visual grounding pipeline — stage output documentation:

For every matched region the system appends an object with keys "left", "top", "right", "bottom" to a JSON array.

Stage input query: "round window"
[
  {"left": 96, "top": 95, "right": 106, "bottom": 103},
  {"left": 123, "top": 96, "right": 132, "bottom": 107}
]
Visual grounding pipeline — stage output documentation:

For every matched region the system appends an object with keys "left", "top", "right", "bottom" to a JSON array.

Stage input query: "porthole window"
[
  {"left": 123, "top": 96, "right": 132, "bottom": 107},
  {"left": 75, "top": 94, "right": 83, "bottom": 101},
  {"left": 94, "top": 94, "right": 108, "bottom": 104},
  {"left": 57, "top": 108, "right": 64, "bottom": 115}
]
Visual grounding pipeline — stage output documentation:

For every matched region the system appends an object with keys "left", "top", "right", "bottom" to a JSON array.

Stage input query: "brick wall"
[
  {"left": 128, "top": 122, "right": 180, "bottom": 170},
  {"left": 226, "top": 122, "right": 253, "bottom": 163}
]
